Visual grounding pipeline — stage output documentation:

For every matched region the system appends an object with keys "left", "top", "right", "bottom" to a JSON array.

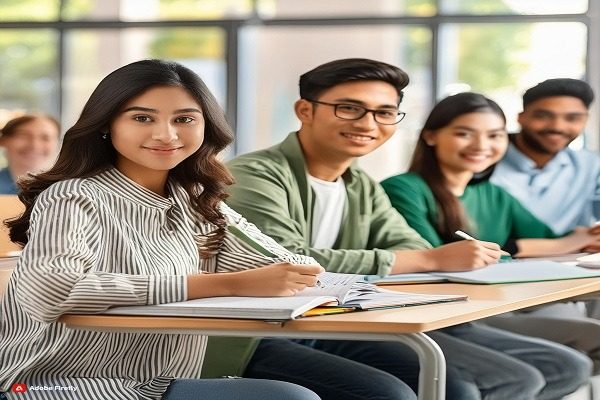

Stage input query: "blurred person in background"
[
  {"left": 0, "top": 114, "right": 60, "bottom": 194},
  {"left": 490, "top": 78, "right": 600, "bottom": 320},
  {"left": 491, "top": 78, "right": 597, "bottom": 236}
]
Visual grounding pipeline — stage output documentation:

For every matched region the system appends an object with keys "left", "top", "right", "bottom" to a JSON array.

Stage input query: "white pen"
[
  {"left": 454, "top": 230, "right": 512, "bottom": 257},
  {"left": 454, "top": 230, "right": 477, "bottom": 241}
]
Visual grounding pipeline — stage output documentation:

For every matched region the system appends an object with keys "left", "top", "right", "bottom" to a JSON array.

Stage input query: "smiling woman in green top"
[{"left": 381, "top": 92, "right": 600, "bottom": 257}]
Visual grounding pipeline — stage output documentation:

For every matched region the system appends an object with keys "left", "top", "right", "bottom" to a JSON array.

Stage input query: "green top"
[
  {"left": 380, "top": 172, "right": 558, "bottom": 247},
  {"left": 226, "top": 132, "right": 431, "bottom": 275},
  {"left": 203, "top": 133, "right": 431, "bottom": 378}
]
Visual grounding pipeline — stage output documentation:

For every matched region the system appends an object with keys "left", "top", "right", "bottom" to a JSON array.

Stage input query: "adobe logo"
[{"left": 11, "top": 383, "right": 27, "bottom": 393}]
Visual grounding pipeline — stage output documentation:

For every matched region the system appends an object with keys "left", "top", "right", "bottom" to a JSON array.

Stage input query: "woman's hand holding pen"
[
  {"left": 427, "top": 240, "right": 503, "bottom": 271},
  {"left": 229, "top": 263, "right": 324, "bottom": 297},
  {"left": 186, "top": 263, "right": 324, "bottom": 299},
  {"left": 390, "top": 232, "right": 503, "bottom": 274}
]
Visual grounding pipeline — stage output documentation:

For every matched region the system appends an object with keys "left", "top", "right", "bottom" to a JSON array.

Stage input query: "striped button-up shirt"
[{"left": 0, "top": 168, "right": 315, "bottom": 400}]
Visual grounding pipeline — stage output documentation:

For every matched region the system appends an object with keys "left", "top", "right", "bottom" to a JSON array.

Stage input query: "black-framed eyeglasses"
[{"left": 305, "top": 99, "right": 406, "bottom": 125}]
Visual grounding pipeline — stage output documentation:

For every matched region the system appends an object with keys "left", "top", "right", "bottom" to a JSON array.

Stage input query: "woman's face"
[
  {"left": 425, "top": 111, "right": 508, "bottom": 175},
  {"left": 110, "top": 85, "right": 205, "bottom": 189}
]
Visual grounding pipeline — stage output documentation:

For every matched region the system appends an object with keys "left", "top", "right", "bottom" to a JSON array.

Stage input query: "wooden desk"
[{"left": 61, "top": 277, "right": 600, "bottom": 400}]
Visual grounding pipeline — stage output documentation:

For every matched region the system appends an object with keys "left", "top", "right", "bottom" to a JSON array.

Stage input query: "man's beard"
[{"left": 519, "top": 127, "right": 575, "bottom": 156}]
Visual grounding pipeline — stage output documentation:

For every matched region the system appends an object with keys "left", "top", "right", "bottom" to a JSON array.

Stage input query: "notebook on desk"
[
  {"left": 518, "top": 253, "right": 600, "bottom": 269},
  {"left": 366, "top": 261, "right": 600, "bottom": 285},
  {"left": 364, "top": 273, "right": 448, "bottom": 285},
  {"left": 433, "top": 261, "right": 600, "bottom": 284},
  {"left": 102, "top": 272, "right": 467, "bottom": 321}
]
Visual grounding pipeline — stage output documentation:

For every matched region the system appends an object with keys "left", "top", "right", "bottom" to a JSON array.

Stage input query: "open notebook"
[
  {"left": 102, "top": 272, "right": 467, "bottom": 321},
  {"left": 366, "top": 260, "right": 600, "bottom": 285}
]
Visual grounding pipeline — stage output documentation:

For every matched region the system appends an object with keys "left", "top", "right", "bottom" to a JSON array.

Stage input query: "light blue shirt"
[
  {"left": 491, "top": 142, "right": 600, "bottom": 234},
  {"left": 0, "top": 168, "right": 17, "bottom": 195}
]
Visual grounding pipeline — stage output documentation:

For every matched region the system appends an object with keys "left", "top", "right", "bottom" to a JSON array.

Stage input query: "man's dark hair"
[
  {"left": 523, "top": 78, "right": 594, "bottom": 109},
  {"left": 299, "top": 58, "right": 409, "bottom": 103}
]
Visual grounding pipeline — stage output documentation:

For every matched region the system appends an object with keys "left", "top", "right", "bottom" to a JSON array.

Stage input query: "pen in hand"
[{"left": 454, "top": 230, "right": 512, "bottom": 257}]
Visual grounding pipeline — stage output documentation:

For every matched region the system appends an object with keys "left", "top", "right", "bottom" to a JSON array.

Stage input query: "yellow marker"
[{"left": 301, "top": 307, "right": 357, "bottom": 318}]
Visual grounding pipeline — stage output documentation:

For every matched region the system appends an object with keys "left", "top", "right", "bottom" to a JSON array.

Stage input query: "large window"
[
  {"left": 437, "top": 22, "right": 588, "bottom": 134},
  {"left": 439, "top": 0, "right": 588, "bottom": 15},
  {"left": 254, "top": 0, "right": 436, "bottom": 18},
  {"left": 0, "top": 0, "right": 596, "bottom": 177},
  {"left": 237, "top": 24, "right": 432, "bottom": 179},
  {"left": 0, "top": 29, "right": 59, "bottom": 116},
  {"left": 62, "top": 27, "right": 226, "bottom": 129}
]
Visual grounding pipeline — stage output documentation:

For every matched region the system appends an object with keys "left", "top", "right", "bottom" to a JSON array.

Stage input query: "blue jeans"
[
  {"left": 245, "top": 322, "right": 591, "bottom": 400},
  {"left": 162, "top": 378, "right": 320, "bottom": 400},
  {"left": 483, "top": 306, "right": 600, "bottom": 373},
  {"left": 433, "top": 323, "right": 592, "bottom": 400},
  {"left": 244, "top": 337, "right": 476, "bottom": 400}
]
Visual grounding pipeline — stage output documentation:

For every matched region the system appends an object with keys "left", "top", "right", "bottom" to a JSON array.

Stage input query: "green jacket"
[
  {"left": 203, "top": 133, "right": 431, "bottom": 378},
  {"left": 225, "top": 132, "right": 430, "bottom": 276},
  {"left": 380, "top": 172, "right": 559, "bottom": 248}
]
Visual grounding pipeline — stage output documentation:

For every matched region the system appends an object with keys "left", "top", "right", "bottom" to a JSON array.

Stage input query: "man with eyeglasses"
[
  {"left": 203, "top": 59, "right": 592, "bottom": 400},
  {"left": 304, "top": 99, "right": 406, "bottom": 125}
]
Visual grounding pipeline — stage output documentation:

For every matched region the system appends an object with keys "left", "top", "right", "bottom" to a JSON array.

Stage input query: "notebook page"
[
  {"left": 433, "top": 261, "right": 600, "bottom": 284},
  {"left": 297, "top": 272, "right": 362, "bottom": 300}
]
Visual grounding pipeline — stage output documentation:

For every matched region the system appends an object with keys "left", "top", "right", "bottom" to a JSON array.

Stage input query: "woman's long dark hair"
[
  {"left": 409, "top": 92, "right": 506, "bottom": 242},
  {"left": 7, "top": 59, "right": 234, "bottom": 258}
]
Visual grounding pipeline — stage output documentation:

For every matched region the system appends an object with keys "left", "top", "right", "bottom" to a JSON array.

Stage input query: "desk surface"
[
  {"left": 61, "top": 277, "right": 600, "bottom": 334},
  {"left": 58, "top": 276, "right": 600, "bottom": 400}
]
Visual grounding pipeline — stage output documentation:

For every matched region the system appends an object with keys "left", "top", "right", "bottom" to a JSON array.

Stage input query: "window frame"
[{"left": 0, "top": 0, "right": 597, "bottom": 151}]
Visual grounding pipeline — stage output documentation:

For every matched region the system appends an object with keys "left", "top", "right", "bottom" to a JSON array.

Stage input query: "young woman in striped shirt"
[{"left": 0, "top": 59, "right": 323, "bottom": 400}]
